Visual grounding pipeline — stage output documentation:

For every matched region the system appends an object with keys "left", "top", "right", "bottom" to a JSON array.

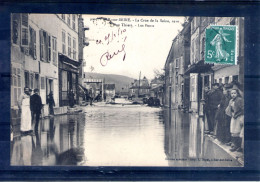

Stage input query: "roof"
[
  {"left": 211, "top": 64, "right": 233, "bottom": 71},
  {"left": 130, "top": 86, "right": 151, "bottom": 89}
]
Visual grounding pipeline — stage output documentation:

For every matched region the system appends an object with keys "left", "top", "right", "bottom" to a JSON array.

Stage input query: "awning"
[
  {"left": 78, "top": 84, "right": 87, "bottom": 96},
  {"left": 59, "top": 54, "right": 81, "bottom": 73},
  {"left": 184, "top": 60, "right": 213, "bottom": 75}
]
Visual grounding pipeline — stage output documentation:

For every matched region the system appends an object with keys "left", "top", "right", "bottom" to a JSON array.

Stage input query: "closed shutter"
[
  {"left": 29, "top": 27, "right": 33, "bottom": 56},
  {"left": 40, "top": 30, "right": 45, "bottom": 61},
  {"left": 44, "top": 32, "right": 49, "bottom": 62},
  {"left": 29, "top": 27, "right": 37, "bottom": 59},
  {"left": 47, "top": 34, "right": 51, "bottom": 62},
  {"left": 33, "top": 29, "right": 37, "bottom": 59}
]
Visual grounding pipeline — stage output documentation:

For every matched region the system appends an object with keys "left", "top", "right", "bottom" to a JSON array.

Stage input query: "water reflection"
[
  {"left": 11, "top": 105, "right": 242, "bottom": 166},
  {"left": 164, "top": 109, "right": 242, "bottom": 167},
  {"left": 83, "top": 106, "right": 166, "bottom": 166},
  {"left": 11, "top": 114, "right": 86, "bottom": 166}
]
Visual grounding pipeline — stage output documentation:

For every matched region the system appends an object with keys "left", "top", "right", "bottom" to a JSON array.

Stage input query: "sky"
[{"left": 83, "top": 15, "right": 184, "bottom": 80}]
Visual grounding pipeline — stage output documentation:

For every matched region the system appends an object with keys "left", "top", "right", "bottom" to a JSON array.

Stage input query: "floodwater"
[{"left": 11, "top": 98, "right": 242, "bottom": 167}]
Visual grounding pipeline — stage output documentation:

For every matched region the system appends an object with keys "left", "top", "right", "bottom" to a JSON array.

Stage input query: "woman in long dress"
[{"left": 18, "top": 87, "right": 32, "bottom": 133}]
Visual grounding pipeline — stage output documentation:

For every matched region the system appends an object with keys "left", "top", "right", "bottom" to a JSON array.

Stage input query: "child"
[{"left": 225, "top": 88, "right": 244, "bottom": 152}]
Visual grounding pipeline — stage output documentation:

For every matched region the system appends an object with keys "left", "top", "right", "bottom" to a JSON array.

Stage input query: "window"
[
  {"left": 72, "top": 14, "right": 76, "bottom": 30},
  {"left": 67, "top": 14, "right": 71, "bottom": 26},
  {"left": 24, "top": 71, "right": 29, "bottom": 88},
  {"left": 30, "top": 73, "right": 34, "bottom": 89},
  {"left": 232, "top": 75, "right": 239, "bottom": 82},
  {"left": 175, "top": 58, "right": 179, "bottom": 68},
  {"left": 73, "top": 38, "right": 76, "bottom": 59},
  {"left": 61, "top": 14, "right": 65, "bottom": 21},
  {"left": 40, "top": 29, "right": 51, "bottom": 62},
  {"left": 29, "top": 26, "right": 37, "bottom": 59},
  {"left": 48, "top": 36, "right": 51, "bottom": 62},
  {"left": 21, "top": 13, "right": 29, "bottom": 47},
  {"left": 52, "top": 37, "right": 57, "bottom": 65},
  {"left": 201, "top": 37, "right": 205, "bottom": 60},
  {"left": 12, "top": 13, "right": 20, "bottom": 45},
  {"left": 204, "top": 75, "right": 210, "bottom": 87},
  {"left": 225, "top": 76, "right": 229, "bottom": 84},
  {"left": 195, "top": 36, "right": 200, "bottom": 62},
  {"left": 11, "top": 66, "right": 22, "bottom": 106},
  {"left": 191, "top": 19, "right": 194, "bottom": 33},
  {"left": 62, "top": 30, "right": 66, "bottom": 54},
  {"left": 68, "top": 34, "right": 71, "bottom": 57},
  {"left": 41, "top": 76, "right": 45, "bottom": 89},
  {"left": 34, "top": 74, "right": 39, "bottom": 89}
]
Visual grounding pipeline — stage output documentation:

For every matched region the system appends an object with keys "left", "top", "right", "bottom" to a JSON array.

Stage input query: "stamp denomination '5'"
[{"left": 205, "top": 25, "right": 237, "bottom": 65}]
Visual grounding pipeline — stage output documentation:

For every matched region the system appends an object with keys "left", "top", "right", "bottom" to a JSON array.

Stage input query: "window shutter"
[
  {"left": 48, "top": 35, "right": 51, "bottom": 62},
  {"left": 40, "top": 30, "right": 44, "bottom": 61},
  {"left": 44, "top": 32, "right": 48, "bottom": 62},
  {"left": 20, "top": 14, "right": 29, "bottom": 47},
  {"left": 29, "top": 26, "right": 33, "bottom": 56},
  {"left": 33, "top": 29, "right": 37, "bottom": 60}
]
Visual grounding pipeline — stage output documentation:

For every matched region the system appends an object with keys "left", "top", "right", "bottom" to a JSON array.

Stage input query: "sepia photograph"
[{"left": 10, "top": 14, "right": 244, "bottom": 167}]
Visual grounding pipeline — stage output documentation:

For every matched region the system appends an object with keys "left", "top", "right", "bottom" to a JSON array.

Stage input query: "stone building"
[
  {"left": 164, "top": 19, "right": 191, "bottom": 109},
  {"left": 129, "top": 76, "right": 150, "bottom": 98}
]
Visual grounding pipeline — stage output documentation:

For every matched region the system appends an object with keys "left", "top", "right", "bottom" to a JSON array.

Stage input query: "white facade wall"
[
  {"left": 28, "top": 14, "right": 60, "bottom": 106},
  {"left": 57, "top": 14, "right": 79, "bottom": 61}
]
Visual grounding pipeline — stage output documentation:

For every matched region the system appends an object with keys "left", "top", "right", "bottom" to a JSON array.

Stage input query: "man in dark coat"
[
  {"left": 207, "top": 83, "right": 223, "bottom": 135},
  {"left": 47, "top": 91, "right": 55, "bottom": 115},
  {"left": 30, "top": 88, "right": 43, "bottom": 132}
]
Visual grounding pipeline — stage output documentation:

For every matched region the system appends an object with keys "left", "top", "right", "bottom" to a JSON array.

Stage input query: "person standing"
[
  {"left": 47, "top": 91, "right": 55, "bottom": 115},
  {"left": 68, "top": 89, "right": 75, "bottom": 108},
  {"left": 30, "top": 88, "right": 43, "bottom": 132},
  {"left": 225, "top": 88, "right": 244, "bottom": 152},
  {"left": 207, "top": 83, "right": 223, "bottom": 135},
  {"left": 18, "top": 87, "right": 32, "bottom": 134},
  {"left": 89, "top": 88, "right": 93, "bottom": 106},
  {"left": 215, "top": 83, "right": 232, "bottom": 144}
]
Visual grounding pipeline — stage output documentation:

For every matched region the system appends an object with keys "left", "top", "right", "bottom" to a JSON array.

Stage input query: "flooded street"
[{"left": 11, "top": 98, "right": 242, "bottom": 167}]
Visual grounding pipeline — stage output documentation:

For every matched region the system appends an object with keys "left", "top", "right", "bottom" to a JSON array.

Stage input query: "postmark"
[{"left": 205, "top": 25, "right": 238, "bottom": 65}]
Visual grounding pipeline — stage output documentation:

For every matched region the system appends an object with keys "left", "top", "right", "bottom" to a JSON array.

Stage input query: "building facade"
[
  {"left": 164, "top": 16, "right": 244, "bottom": 116},
  {"left": 164, "top": 19, "right": 191, "bottom": 109},
  {"left": 129, "top": 77, "right": 150, "bottom": 98},
  {"left": 11, "top": 14, "right": 85, "bottom": 118}
]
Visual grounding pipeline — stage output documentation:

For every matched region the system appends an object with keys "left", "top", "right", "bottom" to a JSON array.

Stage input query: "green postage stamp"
[{"left": 205, "top": 25, "right": 238, "bottom": 65}]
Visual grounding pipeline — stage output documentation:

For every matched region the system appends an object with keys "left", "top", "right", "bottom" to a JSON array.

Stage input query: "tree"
[{"left": 153, "top": 69, "right": 165, "bottom": 81}]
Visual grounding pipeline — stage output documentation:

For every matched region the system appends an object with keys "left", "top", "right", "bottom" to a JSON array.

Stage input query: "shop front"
[{"left": 58, "top": 54, "right": 80, "bottom": 107}]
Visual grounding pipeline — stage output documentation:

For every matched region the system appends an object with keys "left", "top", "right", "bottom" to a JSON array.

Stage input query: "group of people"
[
  {"left": 18, "top": 87, "right": 55, "bottom": 135},
  {"left": 204, "top": 82, "right": 244, "bottom": 153}
]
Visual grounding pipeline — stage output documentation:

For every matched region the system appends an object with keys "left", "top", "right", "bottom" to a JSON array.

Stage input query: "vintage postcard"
[{"left": 10, "top": 14, "right": 244, "bottom": 167}]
